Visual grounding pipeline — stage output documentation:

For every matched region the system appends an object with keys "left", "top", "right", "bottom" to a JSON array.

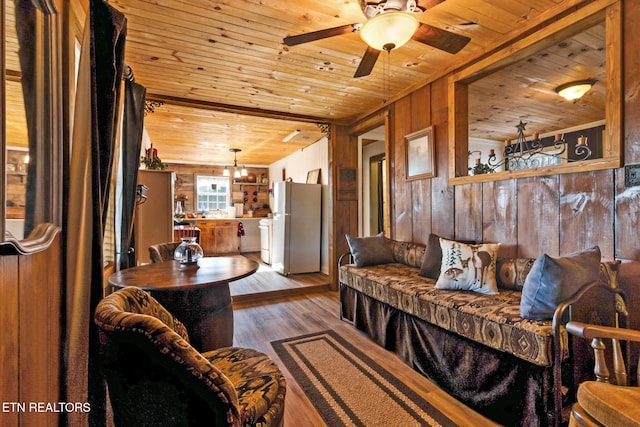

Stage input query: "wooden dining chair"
[
  {"left": 566, "top": 304, "right": 640, "bottom": 426},
  {"left": 174, "top": 225, "right": 201, "bottom": 243}
]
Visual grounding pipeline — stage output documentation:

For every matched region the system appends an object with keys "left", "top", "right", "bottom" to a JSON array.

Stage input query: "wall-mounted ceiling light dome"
[
  {"left": 554, "top": 79, "right": 597, "bottom": 101},
  {"left": 359, "top": 12, "right": 419, "bottom": 51}
]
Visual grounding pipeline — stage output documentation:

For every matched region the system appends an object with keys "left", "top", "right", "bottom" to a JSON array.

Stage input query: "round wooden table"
[{"left": 108, "top": 256, "right": 259, "bottom": 352}]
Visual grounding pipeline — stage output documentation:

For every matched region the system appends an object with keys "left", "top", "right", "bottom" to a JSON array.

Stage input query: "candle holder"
[
  {"left": 479, "top": 121, "right": 592, "bottom": 173},
  {"left": 468, "top": 150, "right": 495, "bottom": 175}
]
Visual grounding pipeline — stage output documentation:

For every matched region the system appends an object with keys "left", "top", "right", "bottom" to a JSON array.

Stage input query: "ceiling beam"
[{"left": 145, "top": 92, "right": 340, "bottom": 125}]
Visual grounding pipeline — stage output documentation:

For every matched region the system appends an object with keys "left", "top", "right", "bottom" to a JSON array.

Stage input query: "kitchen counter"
[
  {"left": 190, "top": 216, "right": 266, "bottom": 220},
  {"left": 187, "top": 217, "right": 261, "bottom": 254}
]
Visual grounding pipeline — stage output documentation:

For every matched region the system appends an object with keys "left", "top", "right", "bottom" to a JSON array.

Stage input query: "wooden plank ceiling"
[{"left": 5, "top": 0, "right": 605, "bottom": 166}]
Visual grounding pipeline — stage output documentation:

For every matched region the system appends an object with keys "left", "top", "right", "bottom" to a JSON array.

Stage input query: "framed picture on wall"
[
  {"left": 306, "top": 168, "right": 321, "bottom": 184},
  {"left": 405, "top": 126, "right": 435, "bottom": 180}
]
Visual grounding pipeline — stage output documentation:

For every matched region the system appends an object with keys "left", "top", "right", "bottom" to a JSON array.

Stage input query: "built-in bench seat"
[
  {"left": 340, "top": 262, "right": 556, "bottom": 366},
  {"left": 339, "top": 238, "right": 623, "bottom": 427}
]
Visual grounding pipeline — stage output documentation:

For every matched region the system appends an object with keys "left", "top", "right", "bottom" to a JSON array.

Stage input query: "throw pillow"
[
  {"left": 435, "top": 238, "right": 501, "bottom": 295},
  {"left": 418, "top": 233, "right": 443, "bottom": 279},
  {"left": 520, "top": 246, "right": 601, "bottom": 320},
  {"left": 345, "top": 233, "right": 395, "bottom": 268},
  {"left": 496, "top": 258, "right": 536, "bottom": 291}
]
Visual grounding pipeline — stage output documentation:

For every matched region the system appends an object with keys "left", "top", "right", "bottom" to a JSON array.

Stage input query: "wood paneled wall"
[
  {"left": 328, "top": 123, "right": 357, "bottom": 288},
  {"left": 0, "top": 229, "right": 63, "bottom": 426},
  {"left": 390, "top": 75, "right": 633, "bottom": 260},
  {"left": 166, "top": 163, "right": 269, "bottom": 213},
  {"left": 328, "top": 1, "right": 640, "bottom": 286}
]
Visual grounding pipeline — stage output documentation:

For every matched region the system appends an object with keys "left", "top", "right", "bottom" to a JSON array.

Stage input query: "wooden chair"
[
  {"left": 566, "top": 294, "right": 640, "bottom": 426},
  {"left": 174, "top": 225, "right": 201, "bottom": 243},
  {"left": 95, "top": 286, "right": 286, "bottom": 426}
]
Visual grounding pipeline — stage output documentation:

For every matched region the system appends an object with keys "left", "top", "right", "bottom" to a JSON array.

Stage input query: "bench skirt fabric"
[{"left": 340, "top": 284, "right": 559, "bottom": 426}]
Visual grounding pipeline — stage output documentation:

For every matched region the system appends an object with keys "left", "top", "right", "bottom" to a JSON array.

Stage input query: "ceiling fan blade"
[
  {"left": 416, "top": 0, "right": 447, "bottom": 10},
  {"left": 283, "top": 24, "right": 360, "bottom": 46},
  {"left": 413, "top": 23, "right": 470, "bottom": 54},
  {"left": 353, "top": 46, "right": 381, "bottom": 78}
]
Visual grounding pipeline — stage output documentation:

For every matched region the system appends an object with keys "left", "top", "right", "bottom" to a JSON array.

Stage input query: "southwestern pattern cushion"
[
  {"left": 205, "top": 347, "right": 286, "bottom": 426},
  {"left": 497, "top": 258, "right": 536, "bottom": 291},
  {"left": 100, "top": 285, "right": 190, "bottom": 340},
  {"left": 390, "top": 240, "right": 426, "bottom": 268},
  {"left": 340, "top": 259, "right": 620, "bottom": 367},
  {"left": 95, "top": 287, "right": 286, "bottom": 427},
  {"left": 340, "top": 262, "right": 555, "bottom": 366}
]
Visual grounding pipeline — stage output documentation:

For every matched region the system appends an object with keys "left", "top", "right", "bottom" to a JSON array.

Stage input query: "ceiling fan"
[{"left": 283, "top": 0, "right": 471, "bottom": 78}]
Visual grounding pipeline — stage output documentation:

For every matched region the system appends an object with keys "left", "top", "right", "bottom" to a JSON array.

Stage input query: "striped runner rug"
[{"left": 271, "top": 330, "right": 458, "bottom": 427}]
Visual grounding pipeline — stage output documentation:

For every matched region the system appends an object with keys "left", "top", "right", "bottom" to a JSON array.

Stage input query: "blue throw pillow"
[
  {"left": 345, "top": 233, "right": 395, "bottom": 267},
  {"left": 520, "top": 246, "right": 601, "bottom": 320}
]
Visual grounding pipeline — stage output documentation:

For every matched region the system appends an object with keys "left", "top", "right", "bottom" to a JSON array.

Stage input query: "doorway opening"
[
  {"left": 369, "top": 153, "right": 386, "bottom": 235},
  {"left": 359, "top": 126, "right": 387, "bottom": 237}
]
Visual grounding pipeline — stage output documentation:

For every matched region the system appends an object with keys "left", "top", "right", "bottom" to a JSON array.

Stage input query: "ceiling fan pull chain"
[{"left": 383, "top": 49, "right": 391, "bottom": 104}]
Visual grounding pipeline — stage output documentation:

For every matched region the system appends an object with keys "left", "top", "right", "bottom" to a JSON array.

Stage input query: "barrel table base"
[
  {"left": 107, "top": 257, "right": 259, "bottom": 353},
  {"left": 149, "top": 285, "right": 233, "bottom": 352}
]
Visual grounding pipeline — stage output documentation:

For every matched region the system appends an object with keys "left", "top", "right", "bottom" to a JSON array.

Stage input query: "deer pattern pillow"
[{"left": 435, "top": 238, "right": 501, "bottom": 295}]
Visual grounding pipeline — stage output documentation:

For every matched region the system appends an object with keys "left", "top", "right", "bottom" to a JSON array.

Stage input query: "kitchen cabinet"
[{"left": 195, "top": 219, "right": 241, "bottom": 256}]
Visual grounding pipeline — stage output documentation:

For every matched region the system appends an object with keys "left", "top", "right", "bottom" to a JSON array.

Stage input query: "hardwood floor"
[
  {"left": 230, "top": 252, "right": 331, "bottom": 306},
  {"left": 232, "top": 291, "right": 500, "bottom": 427}
]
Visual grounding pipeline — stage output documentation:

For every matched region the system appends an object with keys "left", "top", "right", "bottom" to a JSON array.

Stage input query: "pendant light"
[{"left": 225, "top": 148, "right": 245, "bottom": 179}]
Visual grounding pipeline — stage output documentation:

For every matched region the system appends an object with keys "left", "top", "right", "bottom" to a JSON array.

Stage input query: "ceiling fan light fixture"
[
  {"left": 359, "top": 12, "right": 419, "bottom": 51},
  {"left": 554, "top": 79, "right": 596, "bottom": 101}
]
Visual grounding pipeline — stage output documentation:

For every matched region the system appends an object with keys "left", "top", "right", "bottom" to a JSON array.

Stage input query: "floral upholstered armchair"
[{"left": 94, "top": 286, "right": 286, "bottom": 427}]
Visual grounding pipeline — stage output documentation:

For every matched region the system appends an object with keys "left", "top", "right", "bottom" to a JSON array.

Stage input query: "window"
[{"left": 196, "top": 176, "right": 230, "bottom": 211}]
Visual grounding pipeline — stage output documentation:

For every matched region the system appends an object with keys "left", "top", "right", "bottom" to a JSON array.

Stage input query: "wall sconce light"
[
  {"left": 554, "top": 79, "right": 597, "bottom": 101},
  {"left": 223, "top": 148, "right": 247, "bottom": 179}
]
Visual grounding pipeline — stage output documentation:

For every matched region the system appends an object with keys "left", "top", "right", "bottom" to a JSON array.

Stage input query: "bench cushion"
[
  {"left": 340, "top": 262, "right": 555, "bottom": 366},
  {"left": 340, "top": 259, "right": 620, "bottom": 367}
]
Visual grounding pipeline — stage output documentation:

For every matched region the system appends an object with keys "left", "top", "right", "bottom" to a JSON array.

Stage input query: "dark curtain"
[
  {"left": 119, "top": 80, "right": 146, "bottom": 269},
  {"left": 88, "top": 1, "right": 127, "bottom": 424},
  {"left": 91, "top": 0, "right": 127, "bottom": 228},
  {"left": 65, "top": 1, "right": 127, "bottom": 426}
]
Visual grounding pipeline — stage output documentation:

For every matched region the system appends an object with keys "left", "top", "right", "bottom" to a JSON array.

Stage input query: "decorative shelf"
[{"left": 233, "top": 181, "right": 269, "bottom": 187}]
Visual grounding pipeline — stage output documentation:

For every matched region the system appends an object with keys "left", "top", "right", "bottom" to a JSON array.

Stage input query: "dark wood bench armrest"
[{"left": 566, "top": 321, "right": 640, "bottom": 342}]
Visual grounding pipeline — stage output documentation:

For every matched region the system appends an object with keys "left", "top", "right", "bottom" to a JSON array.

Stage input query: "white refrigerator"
[{"left": 271, "top": 181, "right": 321, "bottom": 275}]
